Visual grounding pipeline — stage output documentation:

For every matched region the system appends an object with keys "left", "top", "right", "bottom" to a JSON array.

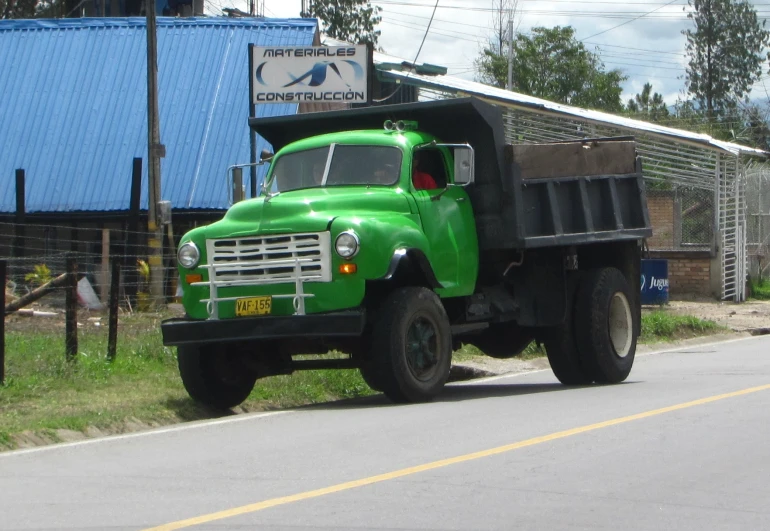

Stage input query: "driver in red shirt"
[{"left": 412, "top": 151, "right": 437, "bottom": 190}]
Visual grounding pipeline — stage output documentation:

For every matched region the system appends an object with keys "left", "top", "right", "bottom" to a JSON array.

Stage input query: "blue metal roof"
[{"left": 0, "top": 17, "right": 316, "bottom": 213}]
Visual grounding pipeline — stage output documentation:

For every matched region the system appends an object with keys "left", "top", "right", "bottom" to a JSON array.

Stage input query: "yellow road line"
[{"left": 144, "top": 383, "right": 770, "bottom": 531}]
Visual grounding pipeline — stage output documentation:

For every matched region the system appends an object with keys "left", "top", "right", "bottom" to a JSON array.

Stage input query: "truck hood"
[{"left": 202, "top": 187, "right": 414, "bottom": 238}]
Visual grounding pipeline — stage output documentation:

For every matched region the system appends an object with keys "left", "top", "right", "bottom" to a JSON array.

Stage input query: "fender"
[{"left": 379, "top": 248, "right": 443, "bottom": 289}]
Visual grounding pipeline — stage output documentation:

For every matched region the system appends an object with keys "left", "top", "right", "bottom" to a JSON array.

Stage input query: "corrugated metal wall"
[{"left": 0, "top": 17, "right": 315, "bottom": 213}]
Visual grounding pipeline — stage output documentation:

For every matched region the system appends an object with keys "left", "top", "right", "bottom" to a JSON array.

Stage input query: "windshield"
[{"left": 267, "top": 145, "right": 402, "bottom": 193}]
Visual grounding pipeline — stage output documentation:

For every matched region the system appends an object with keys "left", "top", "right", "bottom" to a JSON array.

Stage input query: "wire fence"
[
  {"left": 1, "top": 253, "right": 126, "bottom": 382},
  {"left": 745, "top": 163, "right": 770, "bottom": 278},
  {"left": 0, "top": 221, "right": 181, "bottom": 308}
]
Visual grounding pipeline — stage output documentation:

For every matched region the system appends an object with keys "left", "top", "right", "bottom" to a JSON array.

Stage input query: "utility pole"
[
  {"left": 506, "top": 17, "right": 514, "bottom": 91},
  {"left": 146, "top": 0, "right": 165, "bottom": 306}
]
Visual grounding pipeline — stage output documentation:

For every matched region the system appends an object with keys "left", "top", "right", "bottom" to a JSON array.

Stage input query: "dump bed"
[
  {"left": 249, "top": 97, "right": 652, "bottom": 250},
  {"left": 503, "top": 138, "right": 651, "bottom": 248}
]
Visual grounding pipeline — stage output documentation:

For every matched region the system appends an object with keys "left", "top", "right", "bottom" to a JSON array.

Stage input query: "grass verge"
[
  {"left": 640, "top": 310, "right": 723, "bottom": 342},
  {"left": 0, "top": 307, "right": 722, "bottom": 450},
  {"left": 0, "top": 312, "right": 372, "bottom": 450},
  {"left": 749, "top": 277, "right": 770, "bottom": 300}
]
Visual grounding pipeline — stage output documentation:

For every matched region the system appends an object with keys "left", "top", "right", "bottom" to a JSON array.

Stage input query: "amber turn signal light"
[
  {"left": 185, "top": 274, "right": 203, "bottom": 284},
  {"left": 338, "top": 263, "right": 357, "bottom": 275}
]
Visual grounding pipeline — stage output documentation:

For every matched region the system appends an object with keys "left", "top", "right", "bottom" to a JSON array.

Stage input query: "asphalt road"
[{"left": 2, "top": 336, "right": 769, "bottom": 531}]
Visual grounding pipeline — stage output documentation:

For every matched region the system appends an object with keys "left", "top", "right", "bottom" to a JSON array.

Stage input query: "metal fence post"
[
  {"left": 14, "top": 169, "right": 25, "bottom": 263},
  {"left": 1, "top": 260, "right": 6, "bottom": 384},
  {"left": 107, "top": 261, "right": 120, "bottom": 361},
  {"left": 65, "top": 256, "right": 78, "bottom": 362}
]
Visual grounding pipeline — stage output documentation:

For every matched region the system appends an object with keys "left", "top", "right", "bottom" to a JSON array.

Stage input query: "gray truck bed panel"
[{"left": 506, "top": 139, "right": 652, "bottom": 249}]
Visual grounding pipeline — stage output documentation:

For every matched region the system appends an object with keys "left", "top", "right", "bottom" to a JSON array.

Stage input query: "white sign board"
[{"left": 250, "top": 45, "right": 369, "bottom": 105}]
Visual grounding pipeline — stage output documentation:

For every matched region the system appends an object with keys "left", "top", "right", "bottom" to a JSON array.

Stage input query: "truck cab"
[{"left": 174, "top": 125, "right": 478, "bottom": 325}]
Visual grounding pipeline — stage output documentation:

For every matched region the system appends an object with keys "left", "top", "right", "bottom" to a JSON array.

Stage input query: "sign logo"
[
  {"left": 641, "top": 274, "right": 669, "bottom": 291},
  {"left": 255, "top": 60, "right": 365, "bottom": 89},
  {"left": 251, "top": 45, "right": 369, "bottom": 104}
]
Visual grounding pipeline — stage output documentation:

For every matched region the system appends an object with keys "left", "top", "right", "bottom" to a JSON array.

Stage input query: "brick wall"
[
  {"left": 648, "top": 250, "right": 712, "bottom": 297},
  {"left": 647, "top": 191, "right": 674, "bottom": 249}
]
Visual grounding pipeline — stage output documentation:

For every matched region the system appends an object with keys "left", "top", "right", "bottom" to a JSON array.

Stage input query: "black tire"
[
  {"left": 177, "top": 344, "right": 258, "bottom": 410},
  {"left": 349, "top": 339, "right": 383, "bottom": 392},
  {"left": 543, "top": 275, "right": 593, "bottom": 385},
  {"left": 575, "top": 267, "right": 637, "bottom": 384},
  {"left": 471, "top": 324, "right": 533, "bottom": 359},
  {"left": 358, "top": 362, "right": 384, "bottom": 392},
  {"left": 371, "top": 287, "right": 452, "bottom": 403}
]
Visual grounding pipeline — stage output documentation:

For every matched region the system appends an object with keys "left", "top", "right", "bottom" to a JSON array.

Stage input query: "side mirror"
[
  {"left": 232, "top": 167, "right": 245, "bottom": 203},
  {"left": 453, "top": 146, "right": 474, "bottom": 185},
  {"left": 260, "top": 148, "right": 274, "bottom": 162}
]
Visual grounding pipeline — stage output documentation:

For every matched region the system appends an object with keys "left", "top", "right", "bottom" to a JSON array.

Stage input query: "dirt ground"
[{"left": 663, "top": 299, "right": 770, "bottom": 332}]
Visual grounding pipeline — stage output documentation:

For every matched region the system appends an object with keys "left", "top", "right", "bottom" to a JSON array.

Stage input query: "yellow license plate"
[{"left": 235, "top": 296, "right": 272, "bottom": 317}]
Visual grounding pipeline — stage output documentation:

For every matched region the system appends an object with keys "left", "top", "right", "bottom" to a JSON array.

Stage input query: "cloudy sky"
[{"left": 234, "top": 0, "right": 770, "bottom": 107}]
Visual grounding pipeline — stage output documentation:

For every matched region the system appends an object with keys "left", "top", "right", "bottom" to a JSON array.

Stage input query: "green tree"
[
  {"left": 302, "top": 0, "right": 382, "bottom": 46},
  {"left": 626, "top": 83, "right": 669, "bottom": 122},
  {"left": 1, "top": 0, "right": 36, "bottom": 18},
  {"left": 2, "top": 0, "right": 80, "bottom": 19},
  {"left": 740, "top": 105, "right": 770, "bottom": 151},
  {"left": 476, "top": 26, "right": 626, "bottom": 112},
  {"left": 683, "top": 0, "right": 770, "bottom": 119}
]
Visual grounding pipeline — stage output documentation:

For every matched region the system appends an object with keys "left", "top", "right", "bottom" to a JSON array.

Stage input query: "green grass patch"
[
  {"left": 0, "top": 313, "right": 373, "bottom": 449},
  {"left": 640, "top": 310, "right": 722, "bottom": 342},
  {"left": 749, "top": 277, "right": 770, "bottom": 300},
  {"left": 453, "top": 341, "right": 545, "bottom": 362}
]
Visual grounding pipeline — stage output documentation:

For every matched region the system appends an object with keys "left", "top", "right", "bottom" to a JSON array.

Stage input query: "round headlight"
[
  {"left": 177, "top": 242, "right": 200, "bottom": 269},
  {"left": 335, "top": 232, "right": 359, "bottom": 259}
]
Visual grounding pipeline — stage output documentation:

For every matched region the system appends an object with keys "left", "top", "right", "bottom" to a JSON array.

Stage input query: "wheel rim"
[
  {"left": 405, "top": 314, "right": 440, "bottom": 381},
  {"left": 608, "top": 292, "right": 633, "bottom": 358}
]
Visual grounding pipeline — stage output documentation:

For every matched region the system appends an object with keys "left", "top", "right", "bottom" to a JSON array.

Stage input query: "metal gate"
[
  {"left": 745, "top": 162, "right": 770, "bottom": 281},
  {"left": 718, "top": 156, "right": 748, "bottom": 301}
]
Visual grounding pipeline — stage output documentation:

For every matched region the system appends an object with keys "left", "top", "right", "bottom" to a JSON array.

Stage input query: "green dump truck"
[{"left": 161, "top": 97, "right": 652, "bottom": 408}]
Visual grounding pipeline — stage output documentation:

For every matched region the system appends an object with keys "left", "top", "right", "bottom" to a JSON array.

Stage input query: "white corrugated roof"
[{"left": 379, "top": 69, "right": 767, "bottom": 157}]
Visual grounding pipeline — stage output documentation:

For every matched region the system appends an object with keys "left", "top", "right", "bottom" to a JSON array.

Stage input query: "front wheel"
[
  {"left": 177, "top": 344, "right": 258, "bottom": 410},
  {"left": 371, "top": 287, "right": 452, "bottom": 403},
  {"left": 358, "top": 360, "right": 384, "bottom": 392},
  {"left": 575, "top": 268, "right": 638, "bottom": 383}
]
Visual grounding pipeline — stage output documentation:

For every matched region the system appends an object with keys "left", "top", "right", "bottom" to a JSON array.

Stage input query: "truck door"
[{"left": 411, "top": 147, "right": 478, "bottom": 296}]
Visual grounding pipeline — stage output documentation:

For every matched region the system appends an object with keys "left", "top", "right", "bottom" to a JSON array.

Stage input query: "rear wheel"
[
  {"left": 471, "top": 324, "right": 533, "bottom": 359},
  {"left": 177, "top": 344, "right": 258, "bottom": 410},
  {"left": 543, "top": 274, "right": 593, "bottom": 385},
  {"left": 371, "top": 287, "right": 452, "bottom": 403},
  {"left": 575, "top": 267, "right": 637, "bottom": 383}
]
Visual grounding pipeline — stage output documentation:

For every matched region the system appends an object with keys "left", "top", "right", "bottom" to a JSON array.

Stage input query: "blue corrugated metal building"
[{"left": 0, "top": 17, "right": 316, "bottom": 214}]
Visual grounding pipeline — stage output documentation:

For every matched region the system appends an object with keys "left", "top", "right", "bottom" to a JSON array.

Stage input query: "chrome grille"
[
  {"left": 207, "top": 232, "right": 331, "bottom": 284},
  {"left": 198, "top": 232, "right": 332, "bottom": 319}
]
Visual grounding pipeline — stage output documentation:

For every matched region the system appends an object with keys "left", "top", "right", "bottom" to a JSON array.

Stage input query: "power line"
[
  {"left": 374, "top": 0, "right": 441, "bottom": 103},
  {"left": 584, "top": 42, "right": 684, "bottom": 56},
  {"left": 580, "top": 0, "right": 681, "bottom": 40},
  {"left": 381, "top": 17, "right": 687, "bottom": 73},
  {"left": 382, "top": 18, "right": 482, "bottom": 44},
  {"left": 411, "top": 0, "right": 440, "bottom": 66}
]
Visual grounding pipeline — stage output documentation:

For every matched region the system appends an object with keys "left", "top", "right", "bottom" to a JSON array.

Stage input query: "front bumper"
[{"left": 161, "top": 309, "right": 366, "bottom": 347}]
